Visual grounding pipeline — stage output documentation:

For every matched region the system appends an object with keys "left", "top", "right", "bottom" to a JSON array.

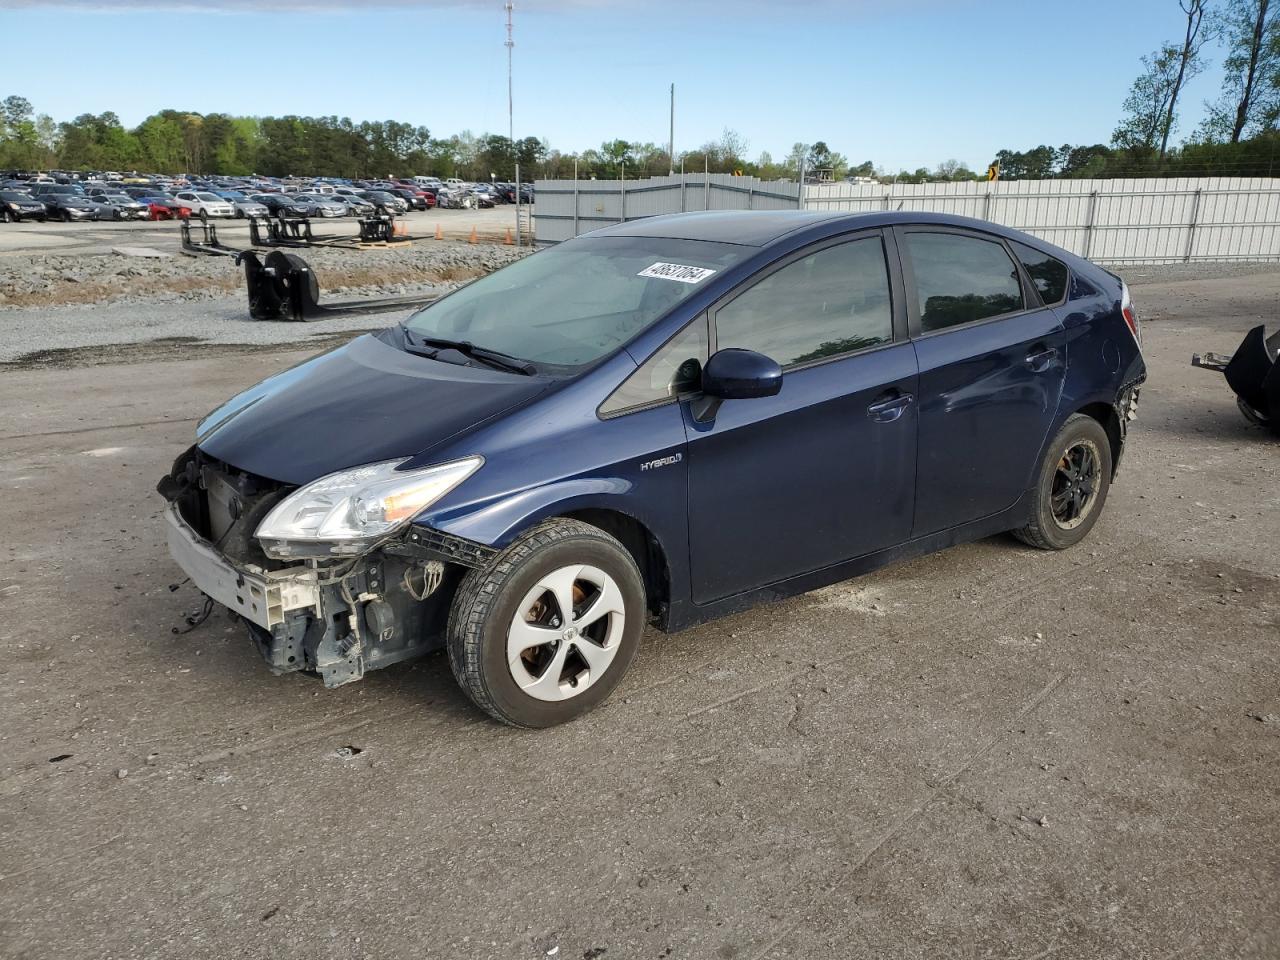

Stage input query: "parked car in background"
[
  {"left": 387, "top": 187, "right": 428, "bottom": 210},
  {"left": 214, "top": 190, "right": 271, "bottom": 219},
  {"left": 36, "top": 190, "right": 102, "bottom": 221},
  {"left": 30, "top": 183, "right": 86, "bottom": 201},
  {"left": 89, "top": 193, "right": 149, "bottom": 220},
  {"left": 0, "top": 190, "right": 49, "bottom": 222},
  {"left": 359, "top": 190, "right": 408, "bottom": 216},
  {"left": 251, "top": 193, "right": 309, "bottom": 218},
  {"left": 156, "top": 210, "right": 1147, "bottom": 728},
  {"left": 336, "top": 195, "right": 376, "bottom": 217},
  {"left": 137, "top": 194, "right": 193, "bottom": 220},
  {"left": 499, "top": 183, "right": 534, "bottom": 204},
  {"left": 175, "top": 191, "right": 236, "bottom": 220},
  {"left": 437, "top": 186, "right": 475, "bottom": 209},
  {"left": 291, "top": 193, "right": 348, "bottom": 217}
]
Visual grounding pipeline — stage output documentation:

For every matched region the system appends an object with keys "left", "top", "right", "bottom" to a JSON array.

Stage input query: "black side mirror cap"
[{"left": 691, "top": 348, "right": 783, "bottom": 422}]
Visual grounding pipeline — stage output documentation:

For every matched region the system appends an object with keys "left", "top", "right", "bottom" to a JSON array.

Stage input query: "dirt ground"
[{"left": 0, "top": 268, "right": 1277, "bottom": 960}]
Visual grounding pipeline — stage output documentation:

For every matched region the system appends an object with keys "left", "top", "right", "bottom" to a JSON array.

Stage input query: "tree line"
[{"left": 2, "top": 1, "right": 1279, "bottom": 183}]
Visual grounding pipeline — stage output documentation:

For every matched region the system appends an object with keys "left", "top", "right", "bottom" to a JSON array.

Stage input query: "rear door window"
[
  {"left": 1009, "top": 240, "right": 1069, "bottom": 305},
  {"left": 713, "top": 235, "right": 893, "bottom": 367},
  {"left": 903, "top": 232, "right": 1025, "bottom": 333}
]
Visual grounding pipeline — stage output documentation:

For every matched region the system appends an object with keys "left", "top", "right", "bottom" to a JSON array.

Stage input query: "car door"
[
  {"left": 895, "top": 226, "right": 1067, "bottom": 536},
  {"left": 684, "top": 230, "right": 919, "bottom": 605}
]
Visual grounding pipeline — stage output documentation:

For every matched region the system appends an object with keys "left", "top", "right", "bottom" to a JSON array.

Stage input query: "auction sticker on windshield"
[{"left": 638, "top": 262, "right": 717, "bottom": 284}]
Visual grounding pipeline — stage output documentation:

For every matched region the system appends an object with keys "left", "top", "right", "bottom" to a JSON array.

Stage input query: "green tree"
[
  {"left": 1115, "top": 1, "right": 1211, "bottom": 158},
  {"left": 1200, "top": 0, "right": 1280, "bottom": 142}
]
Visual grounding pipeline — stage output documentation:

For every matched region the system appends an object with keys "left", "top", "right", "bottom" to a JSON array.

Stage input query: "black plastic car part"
[
  {"left": 1192, "top": 324, "right": 1280, "bottom": 434},
  {"left": 238, "top": 250, "right": 438, "bottom": 322}
]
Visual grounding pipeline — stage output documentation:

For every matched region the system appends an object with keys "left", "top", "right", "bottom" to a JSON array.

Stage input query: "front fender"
[{"left": 428, "top": 476, "right": 661, "bottom": 549}]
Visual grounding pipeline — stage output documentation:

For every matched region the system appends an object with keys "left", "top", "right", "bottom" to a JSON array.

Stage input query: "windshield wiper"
[{"left": 402, "top": 329, "right": 536, "bottom": 375}]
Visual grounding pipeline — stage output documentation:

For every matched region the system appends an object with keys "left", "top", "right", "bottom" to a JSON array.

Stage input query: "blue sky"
[{"left": 0, "top": 0, "right": 1229, "bottom": 171}]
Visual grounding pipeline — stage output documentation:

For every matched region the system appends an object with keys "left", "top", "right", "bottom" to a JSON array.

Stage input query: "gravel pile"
[{"left": 0, "top": 241, "right": 526, "bottom": 309}]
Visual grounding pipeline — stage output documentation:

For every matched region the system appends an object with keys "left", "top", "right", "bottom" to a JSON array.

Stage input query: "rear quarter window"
[{"left": 1009, "top": 240, "right": 1070, "bottom": 306}]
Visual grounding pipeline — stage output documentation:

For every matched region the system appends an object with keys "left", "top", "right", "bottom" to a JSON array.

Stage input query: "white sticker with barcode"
[{"left": 637, "top": 262, "right": 717, "bottom": 284}]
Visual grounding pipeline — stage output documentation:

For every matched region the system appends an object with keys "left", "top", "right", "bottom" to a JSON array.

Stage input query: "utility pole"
[
  {"left": 668, "top": 83, "right": 675, "bottom": 176},
  {"left": 505, "top": 3, "right": 514, "bottom": 147},
  {"left": 505, "top": 2, "right": 517, "bottom": 247}
]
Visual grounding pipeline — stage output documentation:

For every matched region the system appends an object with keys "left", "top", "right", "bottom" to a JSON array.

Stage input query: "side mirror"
[
  {"left": 691, "top": 348, "right": 782, "bottom": 422},
  {"left": 703, "top": 348, "right": 783, "bottom": 400}
]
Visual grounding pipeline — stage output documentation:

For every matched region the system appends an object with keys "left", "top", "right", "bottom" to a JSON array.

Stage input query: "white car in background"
[{"left": 174, "top": 191, "right": 236, "bottom": 220}]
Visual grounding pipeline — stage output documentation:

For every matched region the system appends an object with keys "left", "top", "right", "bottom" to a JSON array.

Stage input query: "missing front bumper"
[{"left": 164, "top": 503, "right": 319, "bottom": 631}]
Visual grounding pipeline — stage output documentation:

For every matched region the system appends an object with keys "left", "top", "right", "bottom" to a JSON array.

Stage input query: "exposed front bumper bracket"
[{"left": 164, "top": 504, "right": 319, "bottom": 631}]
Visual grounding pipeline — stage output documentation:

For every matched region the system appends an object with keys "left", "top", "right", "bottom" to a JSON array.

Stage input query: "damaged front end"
[{"left": 157, "top": 447, "right": 494, "bottom": 687}]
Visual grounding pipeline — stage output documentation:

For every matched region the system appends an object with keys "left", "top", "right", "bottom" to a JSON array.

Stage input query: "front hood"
[{"left": 196, "top": 332, "right": 550, "bottom": 485}]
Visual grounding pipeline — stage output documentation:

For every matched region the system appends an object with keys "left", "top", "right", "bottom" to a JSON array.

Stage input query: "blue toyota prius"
[{"left": 160, "top": 210, "right": 1146, "bottom": 727}]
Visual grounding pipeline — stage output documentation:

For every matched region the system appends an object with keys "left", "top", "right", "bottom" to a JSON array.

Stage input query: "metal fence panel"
[{"left": 533, "top": 174, "right": 1280, "bottom": 262}]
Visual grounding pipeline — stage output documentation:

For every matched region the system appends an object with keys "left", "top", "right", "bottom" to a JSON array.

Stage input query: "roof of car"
[
  {"left": 583, "top": 209, "right": 1033, "bottom": 249},
  {"left": 588, "top": 210, "right": 852, "bottom": 246}
]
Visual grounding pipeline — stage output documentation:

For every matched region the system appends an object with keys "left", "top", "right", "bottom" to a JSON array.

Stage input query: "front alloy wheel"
[
  {"left": 507, "top": 564, "right": 626, "bottom": 701},
  {"left": 448, "top": 519, "right": 645, "bottom": 727}
]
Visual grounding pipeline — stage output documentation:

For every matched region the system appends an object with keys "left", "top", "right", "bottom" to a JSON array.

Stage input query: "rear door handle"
[
  {"left": 1025, "top": 346, "right": 1058, "bottom": 371},
  {"left": 867, "top": 393, "right": 914, "bottom": 423}
]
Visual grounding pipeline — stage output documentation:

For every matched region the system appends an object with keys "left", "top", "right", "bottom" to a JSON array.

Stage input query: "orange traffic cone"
[
  {"left": 503, "top": 227, "right": 514, "bottom": 245},
  {"left": 468, "top": 227, "right": 478, "bottom": 244},
  {"left": 434, "top": 224, "right": 443, "bottom": 240}
]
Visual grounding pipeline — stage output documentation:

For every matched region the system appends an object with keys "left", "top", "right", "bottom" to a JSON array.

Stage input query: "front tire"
[
  {"left": 447, "top": 519, "right": 646, "bottom": 727},
  {"left": 1014, "top": 413, "right": 1113, "bottom": 550},
  {"left": 1, "top": 209, "right": 12, "bottom": 223}
]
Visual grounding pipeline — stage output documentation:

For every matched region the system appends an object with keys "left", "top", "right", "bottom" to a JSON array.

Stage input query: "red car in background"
[{"left": 139, "top": 194, "right": 193, "bottom": 221}]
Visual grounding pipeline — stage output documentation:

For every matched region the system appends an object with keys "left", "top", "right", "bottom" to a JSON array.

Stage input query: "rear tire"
[
  {"left": 447, "top": 519, "right": 646, "bottom": 728},
  {"left": 1014, "top": 413, "right": 1113, "bottom": 550}
]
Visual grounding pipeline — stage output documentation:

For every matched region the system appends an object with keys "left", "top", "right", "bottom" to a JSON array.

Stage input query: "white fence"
[{"left": 532, "top": 174, "right": 1280, "bottom": 264}]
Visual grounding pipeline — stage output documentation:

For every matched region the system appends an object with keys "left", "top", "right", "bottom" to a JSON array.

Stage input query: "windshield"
[{"left": 403, "top": 236, "right": 749, "bottom": 369}]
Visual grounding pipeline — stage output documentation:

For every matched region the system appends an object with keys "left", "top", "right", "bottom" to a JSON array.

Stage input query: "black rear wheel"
[{"left": 1014, "top": 414, "right": 1113, "bottom": 550}]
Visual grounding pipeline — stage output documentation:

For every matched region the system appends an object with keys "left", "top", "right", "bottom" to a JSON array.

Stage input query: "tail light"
[{"left": 1120, "top": 281, "right": 1142, "bottom": 349}]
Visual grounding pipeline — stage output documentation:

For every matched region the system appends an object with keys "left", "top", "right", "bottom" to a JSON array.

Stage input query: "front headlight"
[{"left": 255, "top": 456, "right": 483, "bottom": 558}]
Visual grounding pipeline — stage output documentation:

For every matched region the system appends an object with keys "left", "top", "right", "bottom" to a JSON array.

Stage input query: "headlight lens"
[{"left": 255, "top": 456, "right": 482, "bottom": 558}]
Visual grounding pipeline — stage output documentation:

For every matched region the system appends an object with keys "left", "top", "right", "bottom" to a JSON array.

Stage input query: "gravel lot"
[
  {"left": 0, "top": 239, "right": 526, "bottom": 365},
  {"left": 0, "top": 261, "right": 1277, "bottom": 959}
]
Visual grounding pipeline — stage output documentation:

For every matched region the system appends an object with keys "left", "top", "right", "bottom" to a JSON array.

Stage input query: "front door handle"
[
  {"left": 867, "top": 392, "right": 914, "bottom": 423},
  {"left": 1025, "top": 346, "right": 1058, "bottom": 371}
]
